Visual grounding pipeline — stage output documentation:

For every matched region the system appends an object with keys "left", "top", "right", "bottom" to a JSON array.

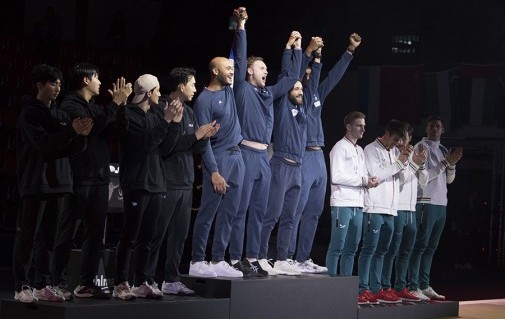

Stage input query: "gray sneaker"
[{"left": 161, "top": 281, "right": 195, "bottom": 296}]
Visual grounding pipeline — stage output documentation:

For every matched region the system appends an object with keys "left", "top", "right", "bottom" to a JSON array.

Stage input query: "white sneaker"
[
  {"left": 131, "top": 282, "right": 161, "bottom": 299},
  {"left": 33, "top": 286, "right": 65, "bottom": 302},
  {"left": 292, "top": 259, "right": 314, "bottom": 273},
  {"left": 209, "top": 261, "right": 243, "bottom": 277},
  {"left": 53, "top": 284, "right": 73, "bottom": 300},
  {"left": 14, "top": 286, "right": 38, "bottom": 303},
  {"left": 298, "top": 259, "right": 328, "bottom": 273},
  {"left": 149, "top": 282, "right": 164, "bottom": 298},
  {"left": 422, "top": 286, "right": 446, "bottom": 300},
  {"left": 411, "top": 288, "right": 431, "bottom": 301},
  {"left": 189, "top": 261, "right": 218, "bottom": 278},
  {"left": 258, "top": 259, "right": 279, "bottom": 275},
  {"left": 274, "top": 260, "right": 302, "bottom": 275},
  {"left": 287, "top": 259, "right": 307, "bottom": 273},
  {"left": 162, "top": 281, "right": 195, "bottom": 295}
]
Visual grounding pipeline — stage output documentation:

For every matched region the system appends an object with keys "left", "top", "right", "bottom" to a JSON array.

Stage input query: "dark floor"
[{"left": 428, "top": 266, "right": 505, "bottom": 301}]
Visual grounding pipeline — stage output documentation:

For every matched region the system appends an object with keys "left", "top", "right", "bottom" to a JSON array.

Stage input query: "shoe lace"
[
  {"left": 21, "top": 285, "right": 33, "bottom": 292},
  {"left": 306, "top": 259, "right": 316, "bottom": 267},
  {"left": 47, "top": 286, "right": 59, "bottom": 295}
]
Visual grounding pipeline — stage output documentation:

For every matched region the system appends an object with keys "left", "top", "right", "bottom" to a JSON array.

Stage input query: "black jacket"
[
  {"left": 116, "top": 103, "right": 180, "bottom": 195},
  {"left": 16, "top": 96, "right": 86, "bottom": 198},
  {"left": 59, "top": 92, "right": 119, "bottom": 185},
  {"left": 160, "top": 98, "right": 207, "bottom": 190}
]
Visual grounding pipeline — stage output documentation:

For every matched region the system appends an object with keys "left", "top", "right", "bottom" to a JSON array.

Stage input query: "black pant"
[
  {"left": 13, "top": 194, "right": 65, "bottom": 291},
  {"left": 147, "top": 189, "right": 193, "bottom": 283},
  {"left": 114, "top": 190, "right": 163, "bottom": 286},
  {"left": 51, "top": 184, "right": 108, "bottom": 287}
]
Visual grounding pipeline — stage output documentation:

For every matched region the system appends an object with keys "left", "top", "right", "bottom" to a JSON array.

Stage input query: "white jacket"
[
  {"left": 398, "top": 154, "right": 429, "bottom": 211},
  {"left": 364, "top": 138, "right": 407, "bottom": 216},
  {"left": 329, "top": 137, "right": 367, "bottom": 207},
  {"left": 415, "top": 137, "right": 456, "bottom": 206}
]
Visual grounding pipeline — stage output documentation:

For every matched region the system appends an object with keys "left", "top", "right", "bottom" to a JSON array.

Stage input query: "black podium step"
[
  {"left": 182, "top": 274, "right": 358, "bottom": 319},
  {"left": 1, "top": 274, "right": 459, "bottom": 319},
  {"left": 0, "top": 295, "right": 229, "bottom": 319},
  {"left": 358, "top": 299, "right": 459, "bottom": 319}
]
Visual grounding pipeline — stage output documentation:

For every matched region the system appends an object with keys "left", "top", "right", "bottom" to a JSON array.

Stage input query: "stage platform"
[
  {"left": 0, "top": 295, "right": 229, "bottom": 319},
  {"left": 358, "top": 299, "right": 459, "bottom": 319},
  {"left": 0, "top": 274, "right": 459, "bottom": 319}
]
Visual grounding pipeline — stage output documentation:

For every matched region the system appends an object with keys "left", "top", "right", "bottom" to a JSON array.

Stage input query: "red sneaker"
[
  {"left": 358, "top": 292, "right": 369, "bottom": 305},
  {"left": 362, "top": 289, "right": 379, "bottom": 304},
  {"left": 375, "top": 288, "right": 401, "bottom": 303}
]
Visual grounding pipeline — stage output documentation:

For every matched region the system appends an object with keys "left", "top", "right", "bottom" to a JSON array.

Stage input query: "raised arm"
[
  {"left": 270, "top": 31, "right": 305, "bottom": 99},
  {"left": 279, "top": 31, "right": 303, "bottom": 78},
  {"left": 318, "top": 33, "right": 361, "bottom": 104},
  {"left": 232, "top": 7, "right": 248, "bottom": 89}
]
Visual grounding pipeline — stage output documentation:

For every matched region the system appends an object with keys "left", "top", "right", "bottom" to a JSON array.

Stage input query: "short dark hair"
[
  {"left": 67, "top": 62, "right": 99, "bottom": 90},
  {"left": 167, "top": 67, "right": 196, "bottom": 92},
  {"left": 426, "top": 115, "right": 444, "bottom": 127},
  {"left": 385, "top": 119, "right": 407, "bottom": 139},
  {"left": 31, "top": 64, "right": 62, "bottom": 85},
  {"left": 344, "top": 111, "right": 366, "bottom": 127}
]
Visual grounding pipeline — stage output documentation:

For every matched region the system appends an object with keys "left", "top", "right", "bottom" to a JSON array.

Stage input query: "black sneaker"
[
  {"left": 232, "top": 261, "right": 262, "bottom": 278},
  {"left": 74, "top": 284, "right": 111, "bottom": 299},
  {"left": 243, "top": 259, "right": 269, "bottom": 277}
]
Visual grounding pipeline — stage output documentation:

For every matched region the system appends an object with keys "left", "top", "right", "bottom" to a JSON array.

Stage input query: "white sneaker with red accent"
[{"left": 33, "top": 286, "right": 65, "bottom": 302}]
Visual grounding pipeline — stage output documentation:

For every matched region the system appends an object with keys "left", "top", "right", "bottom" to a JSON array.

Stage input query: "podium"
[
  {"left": 182, "top": 274, "right": 358, "bottom": 319},
  {"left": 0, "top": 270, "right": 459, "bottom": 319}
]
